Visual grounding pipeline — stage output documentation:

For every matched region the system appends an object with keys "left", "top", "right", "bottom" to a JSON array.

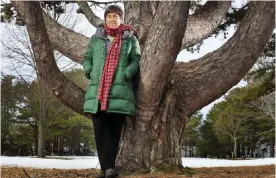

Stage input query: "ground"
[{"left": 1, "top": 165, "right": 275, "bottom": 178}]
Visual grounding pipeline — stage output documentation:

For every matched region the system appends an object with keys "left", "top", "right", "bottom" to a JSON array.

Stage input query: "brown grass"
[{"left": 1, "top": 165, "right": 275, "bottom": 178}]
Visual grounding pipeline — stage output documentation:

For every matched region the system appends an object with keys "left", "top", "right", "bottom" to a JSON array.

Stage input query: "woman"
[{"left": 82, "top": 5, "right": 141, "bottom": 178}]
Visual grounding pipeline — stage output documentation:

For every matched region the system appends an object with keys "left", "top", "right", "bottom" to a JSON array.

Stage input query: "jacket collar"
[{"left": 95, "top": 24, "right": 133, "bottom": 40}]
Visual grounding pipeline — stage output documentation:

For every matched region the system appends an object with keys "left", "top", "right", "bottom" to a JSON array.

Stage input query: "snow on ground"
[
  {"left": 0, "top": 156, "right": 275, "bottom": 169},
  {"left": 180, "top": 158, "right": 275, "bottom": 168},
  {"left": 0, "top": 156, "right": 100, "bottom": 169}
]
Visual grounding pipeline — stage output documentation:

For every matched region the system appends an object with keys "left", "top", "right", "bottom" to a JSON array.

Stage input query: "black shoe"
[
  {"left": 95, "top": 174, "right": 105, "bottom": 178},
  {"left": 105, "top": 168, "right": 119, "bottom": 178}
]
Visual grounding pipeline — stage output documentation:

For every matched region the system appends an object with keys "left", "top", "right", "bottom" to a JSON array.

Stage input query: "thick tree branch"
[
  {"left": 136, "top": 2, "right": 190, "bottom": 116},
  {"left": 76, "top": 1, "right": 104, "bottom": 27},
  {"left": 181, "top": 1, "right": 231, "bottom": 49},
  {"left": 13, "top": 1, "right": 86, "bottom": 116},
  {"left": 12, "top": 1, "right": 89, "bottom": 64},
  {"left": 42, "top": 12, "right": 88, "bottom": 64},
  {"left": 171, "top": 2, "right": 275, "bottom": 117}
]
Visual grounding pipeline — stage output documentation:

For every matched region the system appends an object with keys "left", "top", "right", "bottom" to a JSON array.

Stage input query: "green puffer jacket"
[{"left": 82, "top": 24, "right": 141, "bottom": 116}]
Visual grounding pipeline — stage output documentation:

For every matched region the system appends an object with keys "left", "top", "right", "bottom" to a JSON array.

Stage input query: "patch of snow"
[
  {"left": 181, "top": 158, "right": 276, "bottom": 168},
  {"left": 1, "top": 156, "right": 275, "bottom": 169}
]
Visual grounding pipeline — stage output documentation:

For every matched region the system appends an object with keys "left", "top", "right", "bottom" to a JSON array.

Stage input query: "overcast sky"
[{"left": 0, "top": 0, "right": 248, "bottom": 118}]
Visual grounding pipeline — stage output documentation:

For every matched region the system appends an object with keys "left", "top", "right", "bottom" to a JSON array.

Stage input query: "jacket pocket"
[{"left": 112, "top": 69, "right": 127, "bottom": 85}]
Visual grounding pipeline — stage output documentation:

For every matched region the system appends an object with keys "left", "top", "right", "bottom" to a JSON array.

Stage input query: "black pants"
[{"left": 92, "top": 110, "right": 126, "bottom": 172}]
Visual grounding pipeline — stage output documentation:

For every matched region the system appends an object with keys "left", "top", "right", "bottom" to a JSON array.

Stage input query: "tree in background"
[
  {"left": 212, "top": 101, "right": 247, "bottom": 159},
  {"left": 1, "top": 69, "right": 95, "bottom": 157},
  {"left": 1, "top": 74, "right": 17, "bottom": 142},
  {"left": 197, "top": 118, "right": 231, "bottom": 158},
  {"left": 206, "top": 80, "right": 274, "bottom": 159},
  {"left": 181, "top": 112, "right": 202, "bottom": 157}
]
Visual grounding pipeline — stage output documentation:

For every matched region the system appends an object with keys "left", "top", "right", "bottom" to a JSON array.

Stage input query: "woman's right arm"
[{"left": 82, "top": 36, "right": 94, "bottom": 80}]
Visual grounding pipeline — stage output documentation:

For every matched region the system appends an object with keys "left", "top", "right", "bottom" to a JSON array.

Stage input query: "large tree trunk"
[
  {"left": 116, "top": 2, "right": 190, "bottom": 172},
  {"left": 117, "top": 87, "right": 188, "bottom": 172},
  {"left": 14, "top": 1, "right": 275, "bottom": 173}
]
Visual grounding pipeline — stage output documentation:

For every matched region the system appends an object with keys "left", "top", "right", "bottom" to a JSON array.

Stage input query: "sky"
[
  {"left": 0, "top": 0, "right": 249, "bottom": 118},
  {"left": 0, "top": 156, "right": 275, "bottom": 169}
]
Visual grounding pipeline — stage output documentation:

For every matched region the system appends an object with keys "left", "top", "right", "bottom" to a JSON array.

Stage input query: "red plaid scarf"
[{"left": 98, "top": 24, "right": 133, "bottom": 111}]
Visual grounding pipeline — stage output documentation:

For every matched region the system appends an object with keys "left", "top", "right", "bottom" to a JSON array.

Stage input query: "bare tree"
[
  {"left": 213, "top": 106, "right": 246, "bottom": 159},
  {"left": 258, "top": 92, "right": 275, "bottom": 120},
  {"left": 12, "top": 1, "right": 275, "bottom": 172},
  {"left": 1, "top": 6, "right": 79, "bottom": 157}
]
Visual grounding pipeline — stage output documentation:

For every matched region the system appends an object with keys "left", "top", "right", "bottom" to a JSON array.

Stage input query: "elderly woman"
[{"left": 82, "top": 5, "right": 141, "bottom": 178}]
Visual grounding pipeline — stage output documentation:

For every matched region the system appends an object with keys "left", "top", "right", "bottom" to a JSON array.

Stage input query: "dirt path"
[{"left": 1, "top": 165, "right": 275, "bottom": 178}]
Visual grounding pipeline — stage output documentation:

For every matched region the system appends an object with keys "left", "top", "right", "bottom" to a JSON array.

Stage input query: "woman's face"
[{"left": 105, "top": 12, "right": 121, "bottom": 28}]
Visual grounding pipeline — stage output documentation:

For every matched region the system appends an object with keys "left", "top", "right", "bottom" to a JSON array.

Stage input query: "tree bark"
[{"left": 181, "top": 1, "right": 231, "bottom": 49}]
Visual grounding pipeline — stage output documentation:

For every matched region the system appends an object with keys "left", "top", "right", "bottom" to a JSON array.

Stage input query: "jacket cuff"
[{"left": 85, "top": 67, "right": 92, "bottom": 80}]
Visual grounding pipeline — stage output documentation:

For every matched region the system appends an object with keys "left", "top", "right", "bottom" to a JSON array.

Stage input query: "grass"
[{"left": 1, "top": 165, "right": 275, "bottom": 178}]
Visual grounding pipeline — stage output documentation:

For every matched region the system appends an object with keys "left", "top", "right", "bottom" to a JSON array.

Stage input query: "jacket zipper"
[{"left": 95, "top": 40, "right": 106, "bottom": 112}]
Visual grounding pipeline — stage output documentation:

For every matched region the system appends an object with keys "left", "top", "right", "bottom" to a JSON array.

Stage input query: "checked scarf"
[{"left": 98, "top": 24, "right": 133, "bottom": 111}]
